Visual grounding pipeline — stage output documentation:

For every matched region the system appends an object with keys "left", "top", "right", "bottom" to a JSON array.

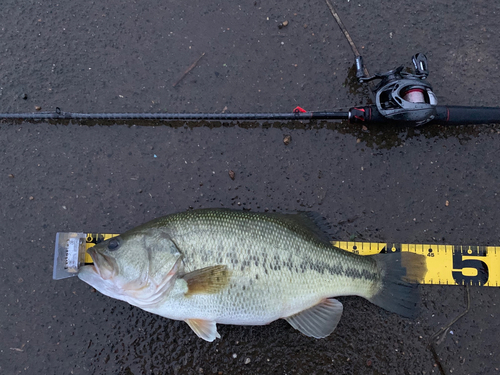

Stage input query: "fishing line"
[{"left": 324, "top": 0, "right": 370, "bottom": 78}]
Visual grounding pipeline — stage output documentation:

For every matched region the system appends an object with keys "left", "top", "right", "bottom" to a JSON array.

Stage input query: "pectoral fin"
[
  {"left": 182, "top": 265, "right": 231, "bottom": 296},
  {"left": 185, "top": 319, "right": 220, "bottom": 342},
  {"left": 285, "top": 298, "right": 343, "bottom": 339}
]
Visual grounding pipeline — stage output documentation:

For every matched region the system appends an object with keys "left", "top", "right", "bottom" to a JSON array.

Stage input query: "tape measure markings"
[
  {"left": 83, "top": 233, "right": 119, "bottom": 264},
  {"left": 333, "top": 241, "right": 498, "bottom": 287},
  {"left": 81, "top": 234, "right": 499, "bottom": 287}
]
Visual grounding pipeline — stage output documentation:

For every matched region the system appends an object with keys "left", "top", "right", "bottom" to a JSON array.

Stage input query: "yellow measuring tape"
[
  {"left": 84, "top": 233, "right": 118, "bottom": 263},
  {"left": 82, "top": 233, "right": 499, "bottom": 287},
  {"left": 333, "top": 241, "right": 498, "bottom": 287}
]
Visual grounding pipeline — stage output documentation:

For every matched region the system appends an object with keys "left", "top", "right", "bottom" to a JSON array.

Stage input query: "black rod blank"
[
  {"left": 1, "top": 106, "right": 500, "bottom": 125},
  {"left": 0, "top": 110, "right": 350, "bottom": 121}
]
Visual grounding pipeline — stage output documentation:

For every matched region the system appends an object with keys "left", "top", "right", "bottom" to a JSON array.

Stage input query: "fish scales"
[
  {"left": 126, "top": 210, "right": 378, "bottom": 322},
  {"left": 79, "top": 208, "right": 426, "bottom": 341}
]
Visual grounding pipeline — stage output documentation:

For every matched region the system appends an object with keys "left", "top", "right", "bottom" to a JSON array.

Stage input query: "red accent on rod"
[
  {"left": 293, "top": 106, "right": 307, "bottom": 113},
  {"left": 353, "top": 107, "right": 366, "bottom": 121}
]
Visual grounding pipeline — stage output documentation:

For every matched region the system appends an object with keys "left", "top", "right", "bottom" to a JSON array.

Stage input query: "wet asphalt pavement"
[{"left": 1, "top": 0, "right": 500, "bottom": 374}]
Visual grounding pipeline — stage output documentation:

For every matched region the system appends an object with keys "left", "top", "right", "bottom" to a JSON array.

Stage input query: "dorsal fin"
[
  {"left": 176, "top": 208, "right": 335, "bottom": 245},
  {"left": 268, "top": 211, "right": 335, "bottom": 245}
]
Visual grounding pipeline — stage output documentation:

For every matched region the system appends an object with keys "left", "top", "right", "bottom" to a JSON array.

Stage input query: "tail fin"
[{"left": 367, "top": 252, "right": 427, "bottom": 318}]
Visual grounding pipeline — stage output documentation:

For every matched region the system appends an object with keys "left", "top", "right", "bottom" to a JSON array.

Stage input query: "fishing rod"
[
  {"left": 3, "top": 52, "right": 500, "bottom": 127},
  {"left": 2, "top": 11, "right": 500, "bottom": 126}
]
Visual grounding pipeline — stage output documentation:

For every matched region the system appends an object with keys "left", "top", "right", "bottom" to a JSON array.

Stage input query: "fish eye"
[{"left": 107, "top": 238, "right": 120, "bottom": 251}]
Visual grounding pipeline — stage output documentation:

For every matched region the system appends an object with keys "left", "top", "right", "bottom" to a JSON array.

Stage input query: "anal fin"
[
  {"left": 285, "top": 298, "right": 343, "bottom": 339},
  {"left": 185, "top": 319, "right": 220, "bottom": 342}
]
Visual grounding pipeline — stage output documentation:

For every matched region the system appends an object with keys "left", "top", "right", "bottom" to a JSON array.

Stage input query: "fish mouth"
[{"left": 87, "top": 247, "right": 118, "bottom": 280}]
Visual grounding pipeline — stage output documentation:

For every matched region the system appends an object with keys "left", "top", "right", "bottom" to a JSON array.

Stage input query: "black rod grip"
[
  {"left": 350, "top": 105, "right": 500, "bottom": 125},
  {"left": 433, "top": 106, "right": 500, "bottom": 125}
]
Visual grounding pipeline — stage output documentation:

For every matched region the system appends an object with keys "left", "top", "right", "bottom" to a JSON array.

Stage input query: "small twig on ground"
[
  {"left": 173, "top": 52, "right": 206, "bottom": 87},
  {"left": 10, "top": 343, "right": 26, "bottom": 352}
]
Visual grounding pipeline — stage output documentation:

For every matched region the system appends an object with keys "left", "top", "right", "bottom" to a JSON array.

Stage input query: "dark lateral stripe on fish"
[{"left": 344, "top": 267, "right": 379, "bottom": 281}]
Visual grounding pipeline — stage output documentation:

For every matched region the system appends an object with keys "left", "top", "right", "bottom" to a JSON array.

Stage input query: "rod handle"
[{"left": 433, "top": 106, "right": 500, "bottom": 125}]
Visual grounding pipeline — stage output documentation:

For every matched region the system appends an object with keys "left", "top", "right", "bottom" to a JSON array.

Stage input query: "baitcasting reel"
[{"left": 355, "top": 53, "right": 438, "bottom": 126}]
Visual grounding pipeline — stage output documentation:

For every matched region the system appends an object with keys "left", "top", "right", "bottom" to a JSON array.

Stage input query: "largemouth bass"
[{"left": 78, "top": 208, "right": 426, "bottom": 341}]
